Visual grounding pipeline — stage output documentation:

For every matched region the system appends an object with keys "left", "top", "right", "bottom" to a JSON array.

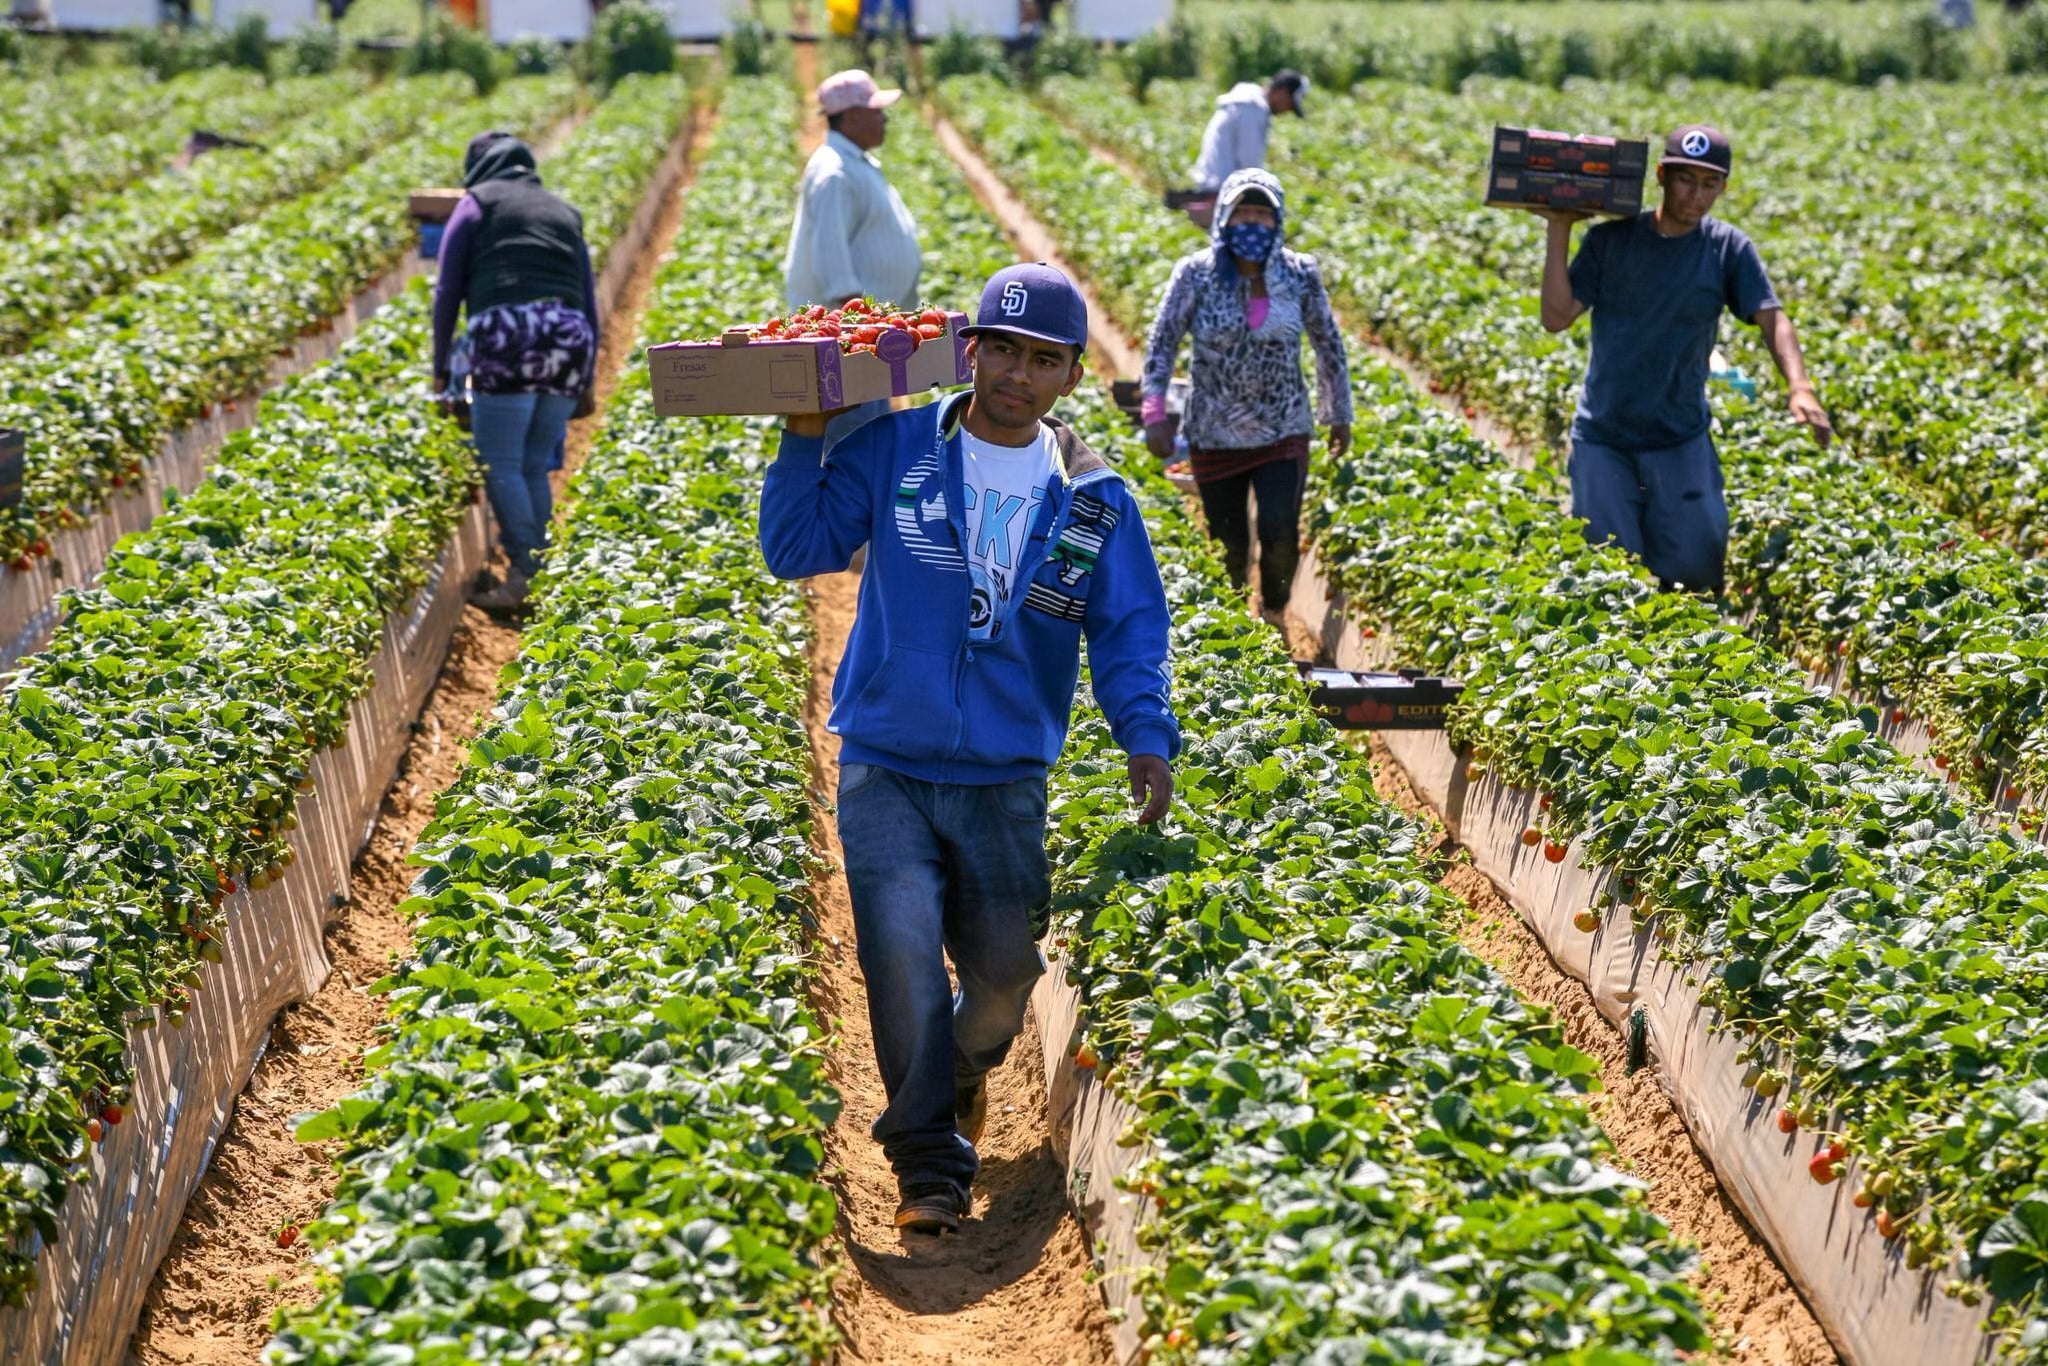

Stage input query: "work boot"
[
  {"left": 471, "top": 570, "right": 531, "bottom": 616},
  {"left": 894, "top": 1181, "right": 968, "bottom": 1236},
  {"left": 956, "top": 1076, "right": 988, "bottom": 1148}
]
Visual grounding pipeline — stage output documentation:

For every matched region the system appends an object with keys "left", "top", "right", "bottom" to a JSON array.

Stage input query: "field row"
[
  {"left": 0, "top": 70, "right": 683, "bottom": 1313},
  {"left": 934, "top": 72, "right": 2048, "bottom": 1356}
]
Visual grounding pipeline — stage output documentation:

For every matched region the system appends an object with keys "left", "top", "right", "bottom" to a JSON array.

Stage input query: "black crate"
[
  {"left": 1486, "top": 166, "right": 1644, "bottom": 217},
  {"left": 0, "top": 429, "right": 22, "bottom": 513},
  {"left": 1297, "top": 662, "right": 1463, "bottom": 730},
  {"left": 1491, "top": 125, "right": 1649, "bottom": 177}
]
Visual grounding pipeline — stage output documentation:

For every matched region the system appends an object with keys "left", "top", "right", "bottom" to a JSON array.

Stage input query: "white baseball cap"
[{"left": 818, "top": 69, "right": 903, "bottom": 117}]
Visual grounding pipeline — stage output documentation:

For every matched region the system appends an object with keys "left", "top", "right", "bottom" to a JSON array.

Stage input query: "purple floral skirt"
[{"left": 466, "top": 298, "right": 596, "bottom": 397}]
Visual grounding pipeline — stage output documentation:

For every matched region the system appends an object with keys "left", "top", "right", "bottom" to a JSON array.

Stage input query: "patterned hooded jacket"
[{"left": 1140, "top": 167, "right": 1352, "bottom": 452}]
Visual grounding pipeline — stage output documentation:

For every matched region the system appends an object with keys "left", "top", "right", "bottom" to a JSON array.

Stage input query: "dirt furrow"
[
  {"left": 126, "top": 107, "right": 711, "bottom": 1366},
  {"left": 799, "top": 571, "right": 1119, "bottom": 1366}
]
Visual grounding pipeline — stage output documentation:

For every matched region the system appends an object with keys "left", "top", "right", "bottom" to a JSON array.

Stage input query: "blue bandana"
[{"left": 1222, "top": 222, "right": 1278, "bottom": 264}]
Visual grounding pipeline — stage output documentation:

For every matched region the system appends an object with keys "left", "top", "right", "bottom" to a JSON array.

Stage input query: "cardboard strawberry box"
[
  {"left": 408, "top": 188, "right": 467, "bottom": 222},
  {"left": 647, "top": 308, "right": 971, "bottom": 417},
  {"left": 1486, "top": 125, "right": 1648, "bottom": 218}
]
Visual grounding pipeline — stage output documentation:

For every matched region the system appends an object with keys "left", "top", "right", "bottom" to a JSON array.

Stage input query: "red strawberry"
[
  {"left": 1776, "top": 1107, "right": 1798, "bottom": 1134},
  {"left": 1543, "top": 841, "right": 1568, "bottom": 864}
]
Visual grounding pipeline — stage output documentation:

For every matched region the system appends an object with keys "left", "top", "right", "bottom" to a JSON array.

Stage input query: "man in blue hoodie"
[{"left": 761, "top": 263, "right": 1180, "bottom": 1236}]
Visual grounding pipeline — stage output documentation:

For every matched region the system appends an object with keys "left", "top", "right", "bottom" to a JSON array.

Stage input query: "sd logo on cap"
[{"left": 961, "top": 263, "right": 1090, "bottom": 353}]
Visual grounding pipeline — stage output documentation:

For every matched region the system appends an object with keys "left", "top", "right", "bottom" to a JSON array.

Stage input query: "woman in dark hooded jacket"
[
  {"left": 1141, "top": 167, "right": 1351, "bottom": 622},
  {"left": 432, "top": 130, "right": 599, "bottom": 612}
]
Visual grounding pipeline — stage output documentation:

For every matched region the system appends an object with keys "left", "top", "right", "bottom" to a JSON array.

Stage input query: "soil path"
[
  {"left": 792, "top": 71, "right": 1117, "bottom": 1366},
  {"left": 931, "top": 100, "right": 1839, "bottom": 1366},
  {"left": 126, "top": 106, "right": 714, "bottom": 1366},
  {"left": 801, "top": 574, "right": 1119, "bottom": 1366}
]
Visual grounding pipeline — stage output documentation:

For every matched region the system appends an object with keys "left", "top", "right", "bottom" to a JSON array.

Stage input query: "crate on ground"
[
  {"left": 647, "top": 310, "right": 971, "bottom": 417},
  {"left": 1485, "top": 125, "right": 1648, "bottom": 217},
  {"left": 1297, "top": 662, "right": 1463, "bottom": 730}
]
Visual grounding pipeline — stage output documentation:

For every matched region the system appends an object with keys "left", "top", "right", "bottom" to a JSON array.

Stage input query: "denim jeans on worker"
[
  {"left": 470, "top": 390, "right": 574, "bottom": 579},
  {"left": 836, "top": 761, "right": 1050, "bottom": 1199},
  {"left": 1568, "top": 430, "right": 1729, "bottom": 595}
]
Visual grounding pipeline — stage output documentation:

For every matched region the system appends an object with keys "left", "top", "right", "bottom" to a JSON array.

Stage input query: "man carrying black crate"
[
  {"left": 1535, "top": 124, "right": 1832, "bottom": 596},
  {"left": 759, "top": 263, "right": 1180, "bottom": 1237}
]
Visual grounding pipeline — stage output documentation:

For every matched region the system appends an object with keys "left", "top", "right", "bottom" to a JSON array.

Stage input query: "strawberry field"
[{"left": 3, "top": 18, "right": 2048, "bottom": 1366}]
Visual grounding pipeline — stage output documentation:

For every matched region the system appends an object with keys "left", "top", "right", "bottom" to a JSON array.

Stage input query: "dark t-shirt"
[{"left": 1568, "top": 212, "right": 1779, "bottom": 452}]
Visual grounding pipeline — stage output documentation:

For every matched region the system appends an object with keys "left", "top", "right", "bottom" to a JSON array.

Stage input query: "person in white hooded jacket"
[{"left": 1189, "top": 69, "right": 1308, "bottom": 194}]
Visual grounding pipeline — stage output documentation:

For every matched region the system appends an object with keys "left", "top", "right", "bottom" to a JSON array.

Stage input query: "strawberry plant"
[
  {"left": 268, "top": 77, "right": 839, "bottom": 1364},
  {"left": 0, "top": 75, "right": 574, "bottom": 569},
  {"left": 0, "top": 68, "right": 357, "bottom": 236},
  {"left": 0, "top": 73, "right": 686, "bottom": 1310},
  {"left": 0, "top": 74, "right": 466, "bottom": 354}
]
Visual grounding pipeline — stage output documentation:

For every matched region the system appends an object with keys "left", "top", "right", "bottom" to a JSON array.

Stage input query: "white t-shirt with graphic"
[{"left": 961, "top": 426, "right": 1057, "bottom": 641}]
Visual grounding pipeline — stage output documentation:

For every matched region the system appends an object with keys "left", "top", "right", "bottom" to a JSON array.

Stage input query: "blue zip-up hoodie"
[{"left": 761, "top": 393, "right": 1180, "bottom": 784}]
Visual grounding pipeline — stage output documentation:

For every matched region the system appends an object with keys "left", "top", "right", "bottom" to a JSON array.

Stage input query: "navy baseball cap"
[
  {"left": 960, "top": 262, "right": 1088, "bottom": 353},
  {"left": 1661, "top": 124, "right": 1732, "bottom": 176}
]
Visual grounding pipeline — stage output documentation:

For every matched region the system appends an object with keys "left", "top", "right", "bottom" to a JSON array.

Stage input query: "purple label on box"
[
  {"left": 814, "top": 340, "right": 843, "bottom": 407},
  {"left": 876, "top": 326, "right": 916, "bottom": 390},
  {"left": 948, "top": 311, "right": 970, "bottom": 382}
]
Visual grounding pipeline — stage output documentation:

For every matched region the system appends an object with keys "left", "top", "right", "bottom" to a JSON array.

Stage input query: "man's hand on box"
[
  {"left": 1129, "top": 754, "right": 1173, "bottom": 825},
  {"left": 1530, "top": 206, "right": 1596, "bottom": 228},
  {"left": 784, "top": 406, "right": 854, "bottom": 438}
]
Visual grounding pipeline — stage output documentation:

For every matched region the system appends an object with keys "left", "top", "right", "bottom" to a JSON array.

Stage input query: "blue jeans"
[
  {"left": 1568, "top": 431, "right": 1729, "bottom": 595},
  {"left": 836, "top": 762, "right": 1050, "bottom": 1198},
  {"left": 470, "top": 391, "right": 574, "bottom": 578}
]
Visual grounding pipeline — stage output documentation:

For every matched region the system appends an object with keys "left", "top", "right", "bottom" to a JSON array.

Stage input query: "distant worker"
[
  {"left": 1141, "top": 168, "right": 1351, "bottom": 623},
  {"left": 1190, "top": 69, "right": 1308, "bottom": 195},
  {"left": 1536, "top": 124, "right": 1831, "bottom": 597},
  {"left": 784, "top": 69, "right": 923, "bottom": 312},
  {"left": 432, "top": 131, "right": 599, "bottom": 614}
]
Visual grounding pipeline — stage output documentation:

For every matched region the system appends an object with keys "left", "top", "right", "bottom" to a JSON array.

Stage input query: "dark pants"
[
  {"left": 1568, "top": 432, "right": 1729, "bottom": 595},
  {"left": 1196, "top": 456, "right": 1307, "bottom": 611},
  {"left": 836, "top": 762, "right": 1050, "bottom": 1200}
]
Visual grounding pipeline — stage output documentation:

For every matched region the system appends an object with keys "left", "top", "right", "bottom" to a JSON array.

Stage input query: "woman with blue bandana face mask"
[{"left": 1140, "top": 169, "right": 1354, "bottom": 623}]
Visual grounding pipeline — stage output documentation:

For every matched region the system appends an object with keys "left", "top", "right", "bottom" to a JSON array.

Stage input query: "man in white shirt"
[
  {"left": 783, "top": 69, "right": 924, "bottom": 312},
  {"left": 1190, "top": 69, "right": 1308, "bottom": 194}
]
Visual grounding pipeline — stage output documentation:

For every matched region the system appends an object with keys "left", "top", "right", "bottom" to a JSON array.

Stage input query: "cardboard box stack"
[{"left": 1485, "top": 126, "right": 1649, "bottom": 217}]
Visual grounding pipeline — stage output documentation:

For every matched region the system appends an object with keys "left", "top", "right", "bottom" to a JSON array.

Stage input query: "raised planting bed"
[{"left": 0, "top": 75, "right": 695, "bottom": 1355}]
